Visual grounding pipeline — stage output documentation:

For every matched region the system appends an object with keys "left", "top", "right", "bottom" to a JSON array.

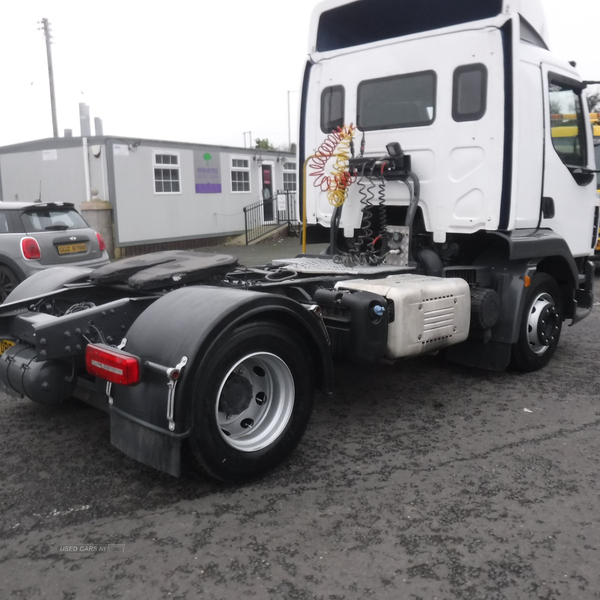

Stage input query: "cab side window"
[
  {"left": 452, "top": 64, "right": 488, "bottom": 122},
  {"left": 549, "top": 79, "right": 587, "bottom": 167}
]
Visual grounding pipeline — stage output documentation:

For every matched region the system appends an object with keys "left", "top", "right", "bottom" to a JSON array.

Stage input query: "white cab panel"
[{"left": 305, "top": 26, "right": 506, "bottom": 237}]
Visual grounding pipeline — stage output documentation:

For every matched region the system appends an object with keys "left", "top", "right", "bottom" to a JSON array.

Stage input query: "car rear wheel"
[{"left": 0, "top": 266, "right": 20, "bottom": 303}]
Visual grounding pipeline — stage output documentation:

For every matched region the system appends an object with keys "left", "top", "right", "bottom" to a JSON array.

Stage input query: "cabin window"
[
  {"left": 153, "top": 152, "right": 181, "bottom": 194},
  {"left": 549, "top": 80, "right": 587, "bottom": 168},
  {"left": 452, "top": 64, "right": 488, "bottom": 122},
  {"left": 321, "top": 86, "right": 345, "bottom": 133},
  {"left": 231, "top": 158, "right": 251, "bottom": 193},
  {"left": 357, "top": 71, "right": 436, "bottom": 131},
  {"left": 520, "top": 17, "right": 548, "bottom": 49},
  {"left": 316, "top": 0, "right": 503, "bottom": 52}
]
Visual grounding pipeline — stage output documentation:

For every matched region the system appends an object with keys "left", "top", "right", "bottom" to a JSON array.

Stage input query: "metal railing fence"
[{"left": 243, "top": 191, "right": 299, "bottom": 245}]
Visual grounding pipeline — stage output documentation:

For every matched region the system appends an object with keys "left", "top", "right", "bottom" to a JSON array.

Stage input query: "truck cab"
[
  {"left": 299, "top": 0, "right": 597, "bottom": 370},
  {"left": 301, "top": 0, "right": 597, "bottom": 249}
]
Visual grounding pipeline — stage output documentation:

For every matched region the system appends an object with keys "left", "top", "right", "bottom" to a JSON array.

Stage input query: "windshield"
[{"left": 20, "top": 208, "right": 89, "bottom": 232}]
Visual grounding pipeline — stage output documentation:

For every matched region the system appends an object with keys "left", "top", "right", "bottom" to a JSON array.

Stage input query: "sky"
[{"left": 0, "top": 0, "right": 598, "bottom": 151}]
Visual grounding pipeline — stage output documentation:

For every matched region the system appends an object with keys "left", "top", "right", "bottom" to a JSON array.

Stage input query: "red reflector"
[
  {"left": 21, "top": 237, "right": 42, "bottom": 260},
  {"left": 96, "top": 231, "right": 106, "bottom": 252},
  {"left": 85, "top": 343, "right": 140, "bottom": 385}
]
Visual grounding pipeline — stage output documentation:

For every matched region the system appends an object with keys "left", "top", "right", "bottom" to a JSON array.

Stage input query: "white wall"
[
  {"left": 0, "top": 137, "right": 295, "bottom": 247},
  {"left": 0, "top": 145, "right": 87, "bottom": 208},
  {"left": 111, "top": 142, "right": 293, "bottom": 246}
]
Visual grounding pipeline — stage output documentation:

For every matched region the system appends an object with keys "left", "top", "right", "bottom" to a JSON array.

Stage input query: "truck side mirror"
[{"left": 569, "top": 168, "right": 596, "bottom": 187}]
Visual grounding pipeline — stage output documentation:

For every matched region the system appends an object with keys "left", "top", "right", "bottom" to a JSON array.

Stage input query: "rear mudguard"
[{"left": 109, "top": 286, "right": 333, "bottom": 476}]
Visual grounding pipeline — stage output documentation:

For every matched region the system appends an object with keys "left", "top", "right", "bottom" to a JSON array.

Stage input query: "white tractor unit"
[{"left": 0, "top": 0, "right": 597, "bottom": 482}]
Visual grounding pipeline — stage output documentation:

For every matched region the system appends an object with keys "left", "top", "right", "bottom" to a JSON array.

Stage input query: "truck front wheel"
[
  {"left": 189, "top": 321, "right": 315, "bottom": 483},
  {"left": 510, "top": 273, "right": 563, "bottom": 372}
]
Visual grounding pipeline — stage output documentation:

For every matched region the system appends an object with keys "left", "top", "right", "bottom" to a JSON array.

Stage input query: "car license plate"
[
  {"left": 58, "top": 243, "right": 87, "bottom": 255},
  {"left": 0, "top": 339, "right": 15, "bottom": 355}
]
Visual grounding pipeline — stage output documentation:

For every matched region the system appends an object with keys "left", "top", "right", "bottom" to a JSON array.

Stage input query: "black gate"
[{"left": 243, "top": 191, "right": 299, "bottom": 245}]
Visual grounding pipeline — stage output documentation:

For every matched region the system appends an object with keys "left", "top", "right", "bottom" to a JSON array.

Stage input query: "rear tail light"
[
  {"left": 86, "top": 343, "right": 140, "bottom": 385},
  {"left": 96, "top": 232, "right": 106, "bottom": 252},
  {"left": 21, "top": 237, "right": 42, "bottom": 260}
]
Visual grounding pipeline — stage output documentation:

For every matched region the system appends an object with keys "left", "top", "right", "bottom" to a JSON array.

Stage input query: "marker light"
[
  {"left": 86, "top": 343, "right": 140, "bottom": 385},
  {"left": 21, "top": 237, "right": 42, "bottom": 260}
]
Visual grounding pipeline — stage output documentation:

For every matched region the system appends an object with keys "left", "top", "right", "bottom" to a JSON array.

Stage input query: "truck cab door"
[{"left": 541, "top": 68, "right": 598, "bottom": 257}]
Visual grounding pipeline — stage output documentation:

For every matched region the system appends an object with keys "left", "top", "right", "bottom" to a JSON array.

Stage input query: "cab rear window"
[
  {"left": 20, "top": 208, "right": 88, "bottom": 232},
  {"left": 357, "top": 71, "right": 436, "bottom": 130}
]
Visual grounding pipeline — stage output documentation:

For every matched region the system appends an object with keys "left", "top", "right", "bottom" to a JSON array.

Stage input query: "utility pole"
[
  {"left": 40, "top": 18, "right": 58, "bottom": 138},
  {"left": 287, "top": 91, "right": 291, "bottom": 151},
  {"left": 287, "top": 91, "right": 299, "bottom": 152}
]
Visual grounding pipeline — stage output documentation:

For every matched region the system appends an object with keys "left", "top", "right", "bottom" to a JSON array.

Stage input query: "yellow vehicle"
[
  {"left": 591, "top": 113, "right": 600, "bottom": 255},
  {"left": 593, "top": 112, "right": 600, "bottom": 191},
  {"left": 549, "top": 111, "right": 600, "bottom": 254}
]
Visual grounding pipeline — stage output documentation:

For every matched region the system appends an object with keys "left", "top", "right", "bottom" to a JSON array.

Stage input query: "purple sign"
[
  {"left": 195, "top": 183, "right": 222, "bottom": 193},
  {"left": 194, "top": 151, "right": 222, "bottom": 194}
]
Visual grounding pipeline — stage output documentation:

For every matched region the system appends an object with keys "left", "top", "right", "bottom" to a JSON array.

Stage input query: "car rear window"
[
  {"left": 0, "top": 212, "right": 9, "bottom": 233},
  {"left": 20, "top": 208, "right": 89, "bottom": 232}
]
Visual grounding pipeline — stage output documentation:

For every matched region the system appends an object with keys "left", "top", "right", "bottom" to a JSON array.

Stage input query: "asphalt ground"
[{"left": 1, "top": 249, "right": 600, "bottom": 599}]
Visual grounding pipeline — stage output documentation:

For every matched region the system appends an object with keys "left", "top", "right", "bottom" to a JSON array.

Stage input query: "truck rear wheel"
[
  {"left": 510, "top": 273, "right": 563, "bottom": 372},
  {"left": 189, "top": 321, "right": 315, "bottom": 483}
]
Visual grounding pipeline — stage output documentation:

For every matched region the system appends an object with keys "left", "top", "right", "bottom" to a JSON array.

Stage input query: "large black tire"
[
  {"left": 188, "top": 321, "right": 315, "bottom": 483},
  {"left": 0, "top": 265, "right": 20, "bottom": 303},
  {"left": 510, "top": 273, "right": 563, "bottom": 372}
]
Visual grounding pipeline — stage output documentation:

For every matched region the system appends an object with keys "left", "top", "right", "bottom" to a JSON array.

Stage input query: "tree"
[
  {"left": 549, "top": 98, "right": 563, "bottom": 116},
  {"left": 588, "top": 91, "right": 600, "bottom": 112},
  {"left": 255, "top": 138, "right": 275, "bottom": 151}
]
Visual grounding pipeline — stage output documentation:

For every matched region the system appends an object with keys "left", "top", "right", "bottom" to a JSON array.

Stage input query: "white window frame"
[
  {"left": 231, "top": 156, "right": 251, "bottom": 193},
  {"left": 153, "top": 150, "right": 182, "bottom": 195},
  {"left": 283, "top": 162, "right": 297, "bottom": 192}
]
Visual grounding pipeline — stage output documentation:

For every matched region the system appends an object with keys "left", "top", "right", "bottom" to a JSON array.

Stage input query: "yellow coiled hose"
[{"left": 309, "top": 125, "right": 356, "bottom": 207}]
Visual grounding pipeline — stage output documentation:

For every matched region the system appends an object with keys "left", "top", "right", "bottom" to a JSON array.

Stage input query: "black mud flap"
[
  {"left": 110, "top": 407, "right": 184, "bottom": 477},
  {"left": 445, "top": 339, "right": 512, "bottom": 371}
]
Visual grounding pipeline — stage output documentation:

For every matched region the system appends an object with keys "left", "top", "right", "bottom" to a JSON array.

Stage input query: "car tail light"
[
  {"left": 21, "top": 237, "right": 41, "bottom": 260},
  {"left": 96, "top": 232, "right": 106, "bottom": 252},
  {"left": 86, "top": 343, "right": 140, "bottom": 385}
]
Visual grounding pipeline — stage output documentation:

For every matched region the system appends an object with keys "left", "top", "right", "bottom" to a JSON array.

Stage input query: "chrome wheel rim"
[
  {"left": 216, "top": 352, "right": 294, "bottom": 452},
  {"left": 526, "top": 292, "right": 560, "bottom": 355}
]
